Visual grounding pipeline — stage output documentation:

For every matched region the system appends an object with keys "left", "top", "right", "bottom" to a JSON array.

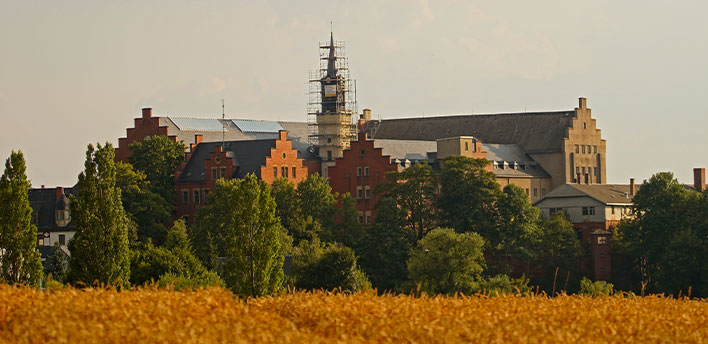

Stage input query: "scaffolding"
[{"left": 307, "top": 37, "right": 358, "bottom": 154}]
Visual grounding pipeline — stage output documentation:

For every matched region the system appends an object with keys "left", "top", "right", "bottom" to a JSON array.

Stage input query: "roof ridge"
[{"left": 381, "top": 111, "right": 574, "bottom": 121}]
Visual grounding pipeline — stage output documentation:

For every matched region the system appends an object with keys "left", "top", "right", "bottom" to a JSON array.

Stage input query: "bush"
[
  {"left": 44, "top": 279, "right": 65, "bottom": 292},
  {"left": 478, "top": 275, "right": 532, "bottom": 296},
  {"left": 579, "top": 277, "right": 614, "bottom": 297},
  {"left": 290, "top": 240, "right": 370, "bottom": 292},
  {"left": 157, "top": 272, "right": 224, "bottom": 291}
]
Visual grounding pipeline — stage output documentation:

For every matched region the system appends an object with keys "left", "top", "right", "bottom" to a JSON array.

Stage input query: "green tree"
[
  {"left": 128, "top": 135, "right": 186, "bottom": 204},
  {"left": 438, "top": 156, "right": 500, "bottom": 234},
  {"left": 0, "top": 151, "right": 43, "bottom": 286},
  {"left": 297, "top": 174, "right": 337, "bottom": 235},
  {"left": 407, "top": 227, "right": 486, "bottom": 295},
  {"left": 209, "top": 176, "right": 283, "bottom": 297},
  {"left": 115, "top": 162, "right": 172, "bottom": 244},
  {"left": 271, "top": 178, "right": 315, "bottom": 243},
  {"left": 578, "top": 277, "right": 614, "bottom": 297},
  {"left": 358, "top": 197, "right": 413, "bottom": 291},
  {"left": 290, "top": 239, "right": 370, "bottom": 292},
  {"left": 377, "top": 163, "right": 438, "bottom": 241},
  {"left": 328, "top": 193, "right": 364, "bottom": 248},
  {"left": 67, "top": 143, "right": 131, "bottom": 288},
  {"left": 535, "top": 212, "right": 582, "bottom": 293},
  {"left": 492, "top": 184, "right": 542, "bottom": 274},
  {"left": 45, "top": 242, "right": 69, "bottom": 283}
]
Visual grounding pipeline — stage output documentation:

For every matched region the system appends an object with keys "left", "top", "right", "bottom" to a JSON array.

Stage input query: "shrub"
[
  {"left": 579, "top": 277, "right": 614, "bottom": 297},
  {"left": 478, "top": 275, "right": 532, "bottom": 296}
]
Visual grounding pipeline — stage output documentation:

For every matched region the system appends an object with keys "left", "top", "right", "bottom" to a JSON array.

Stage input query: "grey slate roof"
[
  {"left": 177, "top": 140, "right": 277, "bottom": 183},
  {"left": 484, "top": 143, "right": 550, "bottom": 178},
  {"left": 374, "top": 139, "right": 437, "bottom": 162},
  {"left": 28, "top": 187, "right": 77, "bottom": 233},
  {"left": 370, "top": 111, "right": 575, "bottom": 153},
  {"left": 534, "top": 184, "right": 637, "bottom": 206}
]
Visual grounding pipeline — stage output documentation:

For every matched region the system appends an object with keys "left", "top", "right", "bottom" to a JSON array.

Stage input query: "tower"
[{"left": 308, "top": 32, "right": 357, "bottom": 172}]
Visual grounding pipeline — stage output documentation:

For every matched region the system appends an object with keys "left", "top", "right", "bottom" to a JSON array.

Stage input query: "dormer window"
[{"left": 55, "top": 210, "right": 70, "bottom": 227}]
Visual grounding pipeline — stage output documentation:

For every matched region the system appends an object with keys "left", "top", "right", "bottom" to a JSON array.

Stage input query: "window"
[
  {"left": 194, "top": 190, "right": 200, "bottom": 205},
  {"left": 282, "top": 153, "right": 287, "bottom": 159},
  {"left": 597, "top": 236, "right": 608, "bottom": 245},
  {"left": 364, "top": 166, "right": 369, "bottom": 176},
  {"left": 589, "top": 206, "right": 596, "bottom": 215},
  {"left": 575, "top": 145, "right": 579, "bottom": 153},
  {"left": 465, "top": 142, "right": 469, "bottom": 151},
  {"left": 365, "top": 186, "right": 371, "bottom": 199},
  {"left": 292, "top": 167, "right": 297, "bottom": 179},
  {"left": 582, "top": 207, "right": 589, "bottom": 215},
  {"left": 542, "top": 188, "right": 546, "bottom": 196},
  {"left": 582, "top": 206, "right": 596, "bottom": 215},
  {"left": 220, "top": 167, "right": 226, "bottom": 179},
  {"left": 533, "top": 188, "right": 538, "bottom": 197},
  {"left": 549, "top": 207, "right": 563, "bottom": 215},
  {"left": 525, "top": 188, "right": 529, "bottom": 196},
  {"left": 358, "top": 211, "right": 364, "bottom": 224},
  {"left": 576, "top": 166, "right": 580, "bottom": 174},
  {"left": 357, "top": 167, "right": 362, "bottom": 177},
  {"left": 360, "top": 150, "right": 365, "bottom": 158},
  {"left": 582, "top": 145, "right": 586, "bottom": 154},
  {"left": 282, "top": 166, "right": 288, "bottom": 178},
  {"left": 273, "top": 166, "right": 278, "bottom": 178},
  {"left": 327, "top": 150, "right": 333, "bottom": 161},
  {"left": 211, "top": 168, "right": 218, "bottom": 180},
  {"left": 203, "top": 189, "right": 210, "bottom": 201},
  {"left": 583, "top": 122, "right": 587, "bottom": 129},
  {"left": 356, "top": 186, "right": 363, "bottom": 199},
  {"left": 59, "top": 234, "right": 66, "bottom": 245},
  {"left": 611, "top": 206, "right": 615, "bottom": 214},
  {"left": 365, "top": 211, "right": 371, "bottom": 225},
  {"left": 182, "top": 190, "right": 189, "bottom": 205},
  {"left": 593, "top": 145, "right": 598, "bottom": 154}
]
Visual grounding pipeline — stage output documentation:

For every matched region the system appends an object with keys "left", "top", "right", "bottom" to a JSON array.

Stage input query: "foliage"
[
  {"left": 0, "top": 150, "right": 43, "bottom": 286},
  {"left": 537, "top": 212, "right": 582, "bottom": 270},
  {"left": 7, "top": 288, "right": 708, "bottom": 342},
  {"left": 45, "top": 242, "right": 69, "bottom": 283},
  {"left": 66, "top": 143, "right": 131, "bottom": 289},
  {"left": 130, "top": 220, "right": 222, "bottom": 288},
  {"left": 297, "top": 174, "right": 337, "bottom": 235},
  {"left": 157, "top": 272, "right": 224, "bottom": 290},
  {"left": 115, "top": 162, "right": 171, "bottom": 244},
  {"left": 206, "top": 176, "right": 283, "bottom": 297},
  {"left": 377, "top": 163, "right": 438, "bottom": 241},
  {"left": 43, "top": 279, "right": 65, "bottom": 291},
  {"left": 492, "top": 184, "right": 542, "bottom": 274},
  {"left": 128, "top": 135, "right": 185, "bottom": 205},
  {"left": 328, "top": 193, "right": 364, "bottom": 248},
  {"left": 290, "top": 239, "right": 370, "bottom": 292},
  {"left": 407, "top": 227, "right": 486, "bottom": 295},
  {"left": 358, "top": 197, "right": 413, "bottom": 292},
  {"left": 578, "top": 277, "right": 614, "bottom": 297},
  {"left": 271, "top": 178, "right": 319, "bottom": 244},
  {"left": 438, "top": 156, "right": 500, "bottom": 234},
  {"left": 478, "top": 274, "right": 532, "bottom": 296}
]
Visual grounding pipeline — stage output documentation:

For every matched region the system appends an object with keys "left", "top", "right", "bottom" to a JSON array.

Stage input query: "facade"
[
  {"left": 366, "top": 97, "right": 606, "bottom": 190},
  {"left": 175, "top": 130, "right": 309, "bottom": 225},
  {"left": 29, "top": 186, "right": 76, "bottom": 262}
]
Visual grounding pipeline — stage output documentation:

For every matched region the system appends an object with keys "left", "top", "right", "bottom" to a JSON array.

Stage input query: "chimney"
[
  {"left": 55, "top": 186, "right": 64, "bottom": 201},
  {"left": 694, "top": 168, "right": 705, "bottom": 192},
  {"left": 578, "top": 97, "right": 587, "bottom": 110},
  {"left": 195, "top": 134, "right": 203, "bottom": 145},
  {"left": 141, "top": 107, "right": 153, "bottom": 119},
  {"left": 278, "top": 130, "right": 287, "bottom": 141},
  {"left": 629, "top": 178, "right": 635, "bottom": 196},
  {"left": 363, "top": 108, "right": 372, "bottom": 121},
  {"left": 189, "top": 143, "right": 196, "bottom": 152},
  {"left": 41, "top": 185, "right": 45, "bottom": 189}
]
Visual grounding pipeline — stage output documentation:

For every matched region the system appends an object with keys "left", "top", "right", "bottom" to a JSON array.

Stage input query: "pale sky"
[{"left": 2, "top": 1, "right": 707, "bottom": 187}]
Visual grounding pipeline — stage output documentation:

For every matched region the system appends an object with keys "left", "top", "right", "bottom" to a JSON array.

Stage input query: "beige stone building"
[{"left": 367, "top": 97, "right": 606, "bottom": 191}]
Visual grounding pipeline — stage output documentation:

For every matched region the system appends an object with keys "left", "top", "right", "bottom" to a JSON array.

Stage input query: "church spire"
[{"left": 326, "top": 32, "right": 337, "bottom": 78}]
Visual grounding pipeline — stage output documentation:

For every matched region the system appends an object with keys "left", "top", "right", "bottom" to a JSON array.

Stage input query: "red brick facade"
[
  {"left": 115, "top": 108, "right": 177, "bottom": 162},
  {"left": 327, "top": 133, "right": 398, "bottom": 225},
  {"left": 260, "top": 131, "right": 309, "bottom": 185}
]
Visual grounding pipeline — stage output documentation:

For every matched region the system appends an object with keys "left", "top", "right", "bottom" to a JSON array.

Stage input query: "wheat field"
[{"left": 0, "top": 285, "right": 706, "bottom": 343}]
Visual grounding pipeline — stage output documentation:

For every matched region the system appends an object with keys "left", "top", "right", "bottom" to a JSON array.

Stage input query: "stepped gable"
[
  {"left": 177, "top": 140, "right": 277, "bottom": 183},
  {"left": 372, "top": 111, "right": 575, "bottom": 153}
]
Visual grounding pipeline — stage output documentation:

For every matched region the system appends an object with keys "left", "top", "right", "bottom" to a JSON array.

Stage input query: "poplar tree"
[
  {"left": 218, "top": 175, "right": 283, "bottom": 297},
  {"left": 0, "top": 151, "right": 43, "bottom": 286},
  {"left": 67, "top": 143, "right": 131, "bottom": 288}
]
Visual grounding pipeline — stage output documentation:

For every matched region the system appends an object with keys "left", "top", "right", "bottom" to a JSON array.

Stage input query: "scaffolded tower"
[{"left": 308, "top": 32, "right": 357, "bottom": 164}]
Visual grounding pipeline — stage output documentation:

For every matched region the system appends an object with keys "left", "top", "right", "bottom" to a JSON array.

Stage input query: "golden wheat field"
[{"left": 0, "top": 286, "right": 707, "bottom": 343}]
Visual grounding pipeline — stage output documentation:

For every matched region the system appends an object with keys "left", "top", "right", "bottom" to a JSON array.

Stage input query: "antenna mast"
[{"left": 221, "top": 99, "right": 225, "bottom": 149}]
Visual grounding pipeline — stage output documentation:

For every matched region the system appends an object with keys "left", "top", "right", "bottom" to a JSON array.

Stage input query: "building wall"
[
  {"left": 115, "top": 108, "right": 177, "bottom": 162},
  {"left": 562, "top": 98, "right": 607, "bottom": 186},
  {"left": 260, "top": 131, "right": 309, "bottom": 185},
  {"left": 495, "top": 176, "right": 553, "bottom": 203},
  {"left": 328, "top": 133, "right": 399, "bottom": 225}
]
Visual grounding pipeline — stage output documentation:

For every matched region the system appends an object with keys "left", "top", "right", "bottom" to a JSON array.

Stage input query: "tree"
[
  {"left": 290, "top": 239, "right": 370, "bottom": 292},
  {"left": 128, "top": 135, "right": 185, "bottom": 204},
  {"left": 492, "top": 184, "right": 542, "bottom": 274},
  {"left": 407, "top": 227, "right": 486, "bottom": 295},
  {"left": 438, "top": 156, "right": 500, "bottom": 234},
  {"left": 206, "top": 176, "right": 283, "bottom": 297},
  {"left": 328, "top": 193, "right": 364, "bottom": 248},
  {"left": 297, "top": 174, "right": 337, "bottom": 235},
  {"left": 377, "top": 163, "right": 438, "bottom": 241},
  {"left": 535, "top": 212, "right": 582, "bottom": 292},
  {"left": 115, "top": 162, "right": 172, "bottom": 244},
  {"left": 358, "top": 197, "right": 413, "bottom": 291},
  {"left": 0, "top": 151, "right": 43, "bottom": 286},
  {"left": 130, "top": 220, "right": 222, "bottom": 288},
  {"left": 271, "top": 178, "right": 316, "bottom": 244},
  {"left": 45, "top": 242, "right": 69, "bottom": 283},
  {"left": 66, "top": 143, "right": 131, "bottom": 288}
]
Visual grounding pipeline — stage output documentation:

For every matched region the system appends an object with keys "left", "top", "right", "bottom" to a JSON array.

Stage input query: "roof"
[
  {"left": 370, "top": 111, "right": 575, "bottom": 153},
  {"left": 374, "top": 139, "right": 437, "bottom": 163},
  {"left": 28, "top": 187, "right": 77, "bottom": 233},
  {"left": 161, "top": 117, "right": 311, "bottom": 155},
  {"left": 177, "top": 140, "right": 277, "bottom": 183},
  {"left": 484, "top": 143, "right": 550, "bottom": 178},
  {"left": 534, "top": 184, "right": 637, "bottom": 206}
]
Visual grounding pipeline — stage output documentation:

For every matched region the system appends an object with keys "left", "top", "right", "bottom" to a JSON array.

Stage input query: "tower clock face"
[{"left": 324, "top": 85, "right": 337, "bottom": 97}]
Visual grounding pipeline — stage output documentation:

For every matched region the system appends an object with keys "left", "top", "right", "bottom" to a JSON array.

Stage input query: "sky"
[{"left": 1, "top": 0, "right": 707, "bottom": 187}]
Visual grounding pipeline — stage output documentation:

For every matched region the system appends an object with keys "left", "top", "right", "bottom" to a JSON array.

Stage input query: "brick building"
[
  {"left": 29, "top": 186, "right": 76, "bottom": 264},
  {"left": 175, "top": 130, "right": 310, "bottom": 225}
]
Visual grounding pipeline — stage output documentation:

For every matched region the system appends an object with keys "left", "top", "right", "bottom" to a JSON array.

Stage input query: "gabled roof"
[
  {"left": 374, "top": 139, "right": 437, "bottom": 163},
  {"left": 28, "top": 187, "right": 77, "bottom": 233},
  {"left": 484, "top": 143, "right": 550, "bottom": 179},
  {"left": 177, "top": 140, "right": 278, "bottom": 183},
  {"left": 534, "top": 184, "right": 637, "bottom": 206},
  {"left": 370, "top": 111, "right": 575, "bottom": 153}
]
